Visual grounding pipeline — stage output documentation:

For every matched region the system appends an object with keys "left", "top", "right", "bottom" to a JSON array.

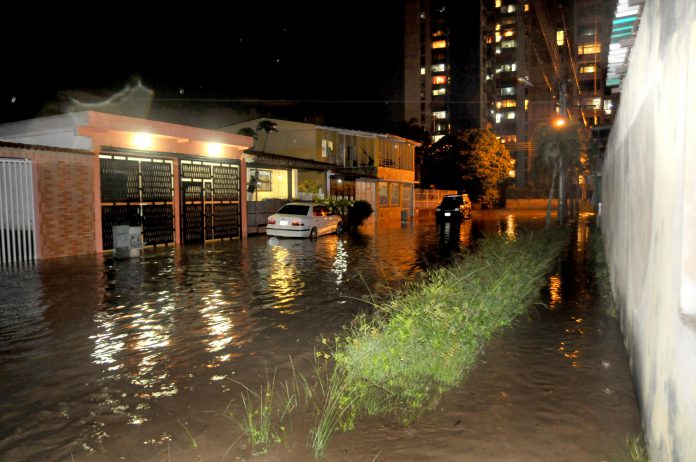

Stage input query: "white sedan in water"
[{"left": 266, "top": 203, "right": 343, "bottom": 238}]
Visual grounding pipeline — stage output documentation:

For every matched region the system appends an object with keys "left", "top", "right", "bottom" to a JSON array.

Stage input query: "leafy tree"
[
  {"left": 421, "top": 129, "right": 512, "bottom": 205},
  {"left": 533, "top": 119, "right": 583, "bottom": 228},
  {"left": 393, "top": 118, "right": 431, "bottom": 185}
]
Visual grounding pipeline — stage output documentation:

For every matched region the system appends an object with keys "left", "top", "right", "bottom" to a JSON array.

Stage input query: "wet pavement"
[{"left": 0, "top": 210, "right": 641, "bottom": 461}]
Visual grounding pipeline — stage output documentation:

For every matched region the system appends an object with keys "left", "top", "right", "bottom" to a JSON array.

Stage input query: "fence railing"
[{"left": 414, "top": 189, "right": 457, "bottom": 210}]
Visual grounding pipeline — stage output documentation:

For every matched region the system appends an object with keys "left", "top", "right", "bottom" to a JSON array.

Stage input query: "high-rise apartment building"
[
  {"left": 404, "top": 0, "right": 452, "bottom": 143},
  {"left": 481, "top": 0, "right": 561, "bottom": 185}
]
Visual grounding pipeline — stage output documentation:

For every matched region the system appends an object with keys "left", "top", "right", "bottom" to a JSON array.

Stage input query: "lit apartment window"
[
  {"left": 525, "top": 99, "right": 529, "bottom": 110},
  {"left": 495, "top": 113, "right": 502, "bottom": 124},
  {"left": 432, "top": 63, "right": 445, "bottom": 72},
  {"left": 579, "top": 64, "right": 596, "bottom": 73},
  {"left": 506, "top": 111, "right": 516, "bottom": 119},
  {"left": 420, "top": 67, "right": 426, "bottom": 75},
  {"left": 556, "top": 30, "right": 565, "bottom": 46},
  {"left": 432, "top": 30, "right": 446, "bottom": 37},
  {"left": 604, "top": 100, "right": 613, "bottom": 115},
  {"left": 502, "top": 5, "right": 515, "bottom": 13},
  {"left": 502, "top": 17, "right": 516, "bottom": 25},
  {"left": 495, "top": 47, "right": 502, "bottom": 54},
  {"left": 501, "top": 40, "right": 516, "bottom": 48},
  {"left": 503, "top": 135, "right": 517, "bottom": 143},
  {"left": 419, "top": 12, "right": 425, "bottom": 19},
  {"left": 501, "top": 87, "right": 515, "bottom": 95},
  {"left": 321, "top": 139, "right": 334, "bottom": 158},
  {"left": 433, "top": 88, "right": 447, "bottom": 96},
  {"left": 433, "top": 75, "right": 447, "bottom": 85},
  {"left": 486, "top": 35, "right": 494, "bottom": 44},
  {"left": 432, "top": 40, "right": 447, "bottom": 49},
  {"left": 503, "top": 30, "right": 515, "bottom": 38},
  {"left": 578, "top": 43, "right": 601, "bottom": 55},
  {"left": 495, "top": 23, "right": 501, "bottom": 31},
  {"left": 524, "top": 3, "right": 529, "bottom": 12},
  {"left": 495, "top": 0, "right": 502, "bottom": 7},
  {"left": 433, "top": 111, "right": 447, "bottom": 119},
  {"left": 500, "top": 99, "right": 517, "bottom": 108},
  {"left": 495, "top": 32, "right": 502, "bottom": 42}
]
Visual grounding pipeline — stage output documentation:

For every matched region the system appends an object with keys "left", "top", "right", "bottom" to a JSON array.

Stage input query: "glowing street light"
[{"left": 552, "top": 117, "right": 567, "bottom": 128}]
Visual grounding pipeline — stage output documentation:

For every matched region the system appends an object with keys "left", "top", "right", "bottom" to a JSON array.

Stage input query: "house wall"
[
  {"left": 600, "top": 3, "right": 696, "bottom": 460},
  {"left": 0, "top": 145, "right": 96, "bottom": 259}
]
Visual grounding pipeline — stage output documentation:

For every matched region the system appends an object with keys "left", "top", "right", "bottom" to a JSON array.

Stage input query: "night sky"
[{"left": 1, "top": 1, "right": 477, "bottom": 132}]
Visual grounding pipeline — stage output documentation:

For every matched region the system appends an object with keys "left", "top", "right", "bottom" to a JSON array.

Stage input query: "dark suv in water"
[{"left": 435, "top": 194, "right": 472, "bottom": 222}]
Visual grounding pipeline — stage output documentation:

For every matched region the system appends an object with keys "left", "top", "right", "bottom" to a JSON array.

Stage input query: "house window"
[
  {"left": 248, "top": 168, "right": 272, "bottom": 192},
  {"left": 389, "top": 184, "right": 400, "bottom": 207},
  {"left": 379, "top": 182, "right": 389, "bottom": 207},
  {"left": 321, "top": 139, "right": 334, "bottom": 158}
]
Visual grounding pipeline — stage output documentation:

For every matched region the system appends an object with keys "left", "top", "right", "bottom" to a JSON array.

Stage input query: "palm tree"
[
  {"left": 256, "top": 120, "right": 278, "bottom": 153},
  {"left": 236, "top": 127, "right": 258, "bottom": 143},
  {"left": 533, "top": 119, "right": 582, "bottom": 228}
]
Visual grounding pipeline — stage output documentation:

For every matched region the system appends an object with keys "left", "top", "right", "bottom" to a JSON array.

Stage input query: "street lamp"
[{"left": 552, "top": 117, "right": 567, "bottom": 128}]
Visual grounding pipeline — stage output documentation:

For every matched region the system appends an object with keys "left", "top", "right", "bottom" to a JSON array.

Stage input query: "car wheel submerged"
[{"left": 309, "top": 227, "right": 318, "bottom": 238}]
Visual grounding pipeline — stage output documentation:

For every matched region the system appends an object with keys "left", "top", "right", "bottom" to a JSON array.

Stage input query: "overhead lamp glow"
[
  {"left": 133, "top": 133, "right": 153, "bottom": 149},
  {"left": 207, "top": 143, "right": 223, "bottom": 157}
]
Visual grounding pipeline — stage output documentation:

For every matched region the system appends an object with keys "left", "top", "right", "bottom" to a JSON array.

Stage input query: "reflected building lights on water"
[
  {"left": 548, "top": 274, "right": 562, "bottom": 308},
  {"left": 505, "top": 214, "right": 517, "bottom": 240},
  {"left": 331, "top": 240, "right": 348, "bottom": 285}
]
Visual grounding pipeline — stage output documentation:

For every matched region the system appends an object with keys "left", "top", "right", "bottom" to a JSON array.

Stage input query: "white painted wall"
[
  {"left": 0, "top": 112, "right": 92, "bottom": 150},
  {"left": 601, "top": 2, "right": 696, "bottom": 460}
]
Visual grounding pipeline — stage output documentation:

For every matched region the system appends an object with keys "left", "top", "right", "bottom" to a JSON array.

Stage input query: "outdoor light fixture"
[
  {"left": 553, "top": 117, "right": 567, "bottom": 128},
  {"left": 206, "top": 143, "right": 223, "bottom": 157},
  {"left": 133, "top": 133, "right": 153, "bottom": 149}
]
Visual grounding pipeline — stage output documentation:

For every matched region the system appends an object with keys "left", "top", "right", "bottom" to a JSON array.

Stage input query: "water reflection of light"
[
  {"left": 331, "top": 240, "right": 348, "bottom": 285},
  {"left": 268, "top": 245, "right": 304, "bottom": 310},
  {"left": 576, "top": 215, "right": 590, "bottom": 253},
  {"left": 201, "top": 291, "right": 233, "bottom": 354},
  {"left": 548, "top": 274, "right": 562, "bottom": 308},
  {"left": 505, "top": 214, "right": 517, "bottom": 240}
]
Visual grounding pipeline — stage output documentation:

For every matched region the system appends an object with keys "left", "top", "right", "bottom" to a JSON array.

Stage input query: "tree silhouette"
[{"left": 256, "top": 120, "right": 278, "bottom": 153}]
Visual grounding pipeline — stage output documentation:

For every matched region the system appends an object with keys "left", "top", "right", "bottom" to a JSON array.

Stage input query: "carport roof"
[{"left": 245, "top": 149, "right": 335, "bottom": 171}]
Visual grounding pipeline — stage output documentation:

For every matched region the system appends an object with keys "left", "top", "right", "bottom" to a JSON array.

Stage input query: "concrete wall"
[{"left": 600, "top": 3, "right": 696, "bottom": 460}]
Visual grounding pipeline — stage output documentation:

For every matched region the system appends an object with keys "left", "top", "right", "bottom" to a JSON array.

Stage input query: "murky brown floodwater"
[{"left": 0, "top": 210, "right": 640, "bottom": 461}]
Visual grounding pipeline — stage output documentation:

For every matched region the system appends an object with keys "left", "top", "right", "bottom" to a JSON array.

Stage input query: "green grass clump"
[
  {"left": 606, "top": 434, "right": 650, "bottom": 462},
  {"left": 326, "top": 230, "right": 567, "bottom": 429},
  {"left": 226, "top": 369, "right": 297, "bottom": 455}
]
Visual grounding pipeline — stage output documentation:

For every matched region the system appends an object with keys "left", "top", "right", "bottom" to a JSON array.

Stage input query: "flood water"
[{"left": 0, "top": 210, "right": 641, "bottom": 461}]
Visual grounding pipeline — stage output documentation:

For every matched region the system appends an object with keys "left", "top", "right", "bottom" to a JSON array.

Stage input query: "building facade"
[
  {"left": 224, "top": 119, "right": 418, "bottom": 226},
  {"left": 404, "top": 0, "right": 453, "bottom": 143},
  {"left": 0, "top": 112, "right": 253, "bottom": 261}
]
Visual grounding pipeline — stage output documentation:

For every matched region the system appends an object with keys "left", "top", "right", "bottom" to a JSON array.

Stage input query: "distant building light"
[
  {"left": 556, "top": 30, "right": 565, "bottom": 46},
  {"left": 432, "top": 40, "right": 447, "bottom": 49}
]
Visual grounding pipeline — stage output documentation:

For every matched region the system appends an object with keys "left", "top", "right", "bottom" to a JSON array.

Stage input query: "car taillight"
[
  {"left": 267, "top": 218, "right": 276, "bottom": 225},
  {"left": 292, "top": 219, "right": 304, "bottom": 226}
]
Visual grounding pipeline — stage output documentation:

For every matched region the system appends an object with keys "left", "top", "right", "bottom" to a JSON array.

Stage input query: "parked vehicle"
[
  {"left": 435, "top": 194, "right": 472, "bottom": 222},
  {"left": 266, "top": 203, "right": 343, "bottom": 238}
]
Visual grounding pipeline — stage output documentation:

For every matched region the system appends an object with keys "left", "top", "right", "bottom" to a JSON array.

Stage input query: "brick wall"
[{"left": 1, "top": 143, "right": 96, "bottom": 259}]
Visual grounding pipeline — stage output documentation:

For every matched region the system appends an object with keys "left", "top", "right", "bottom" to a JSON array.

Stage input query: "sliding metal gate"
[
  {"left": 0, "top": 158, "right": 37, "bottom": 264},
  {"left": 99, "top": 154, "right": 175, "bottom": 250},
  {"left": 181, "top": 160, "right": 241, "bottom": 243}
]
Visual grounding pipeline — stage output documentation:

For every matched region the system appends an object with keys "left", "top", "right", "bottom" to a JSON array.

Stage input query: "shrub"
[{"left": 346, "top": 200, "right": 373, "bottom": 229}]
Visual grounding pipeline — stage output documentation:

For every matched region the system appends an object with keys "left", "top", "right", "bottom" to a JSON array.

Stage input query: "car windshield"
[
  {"left": 276, "top": 204, "right": 310, "bottom": 215},
  {"left": 440, "top": 197, "right": 463, "bottom": 207}
]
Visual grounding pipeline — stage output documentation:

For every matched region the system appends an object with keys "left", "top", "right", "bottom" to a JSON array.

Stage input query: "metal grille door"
[{"left": 0, "top": 158, "right": 37, "bottom": 264}]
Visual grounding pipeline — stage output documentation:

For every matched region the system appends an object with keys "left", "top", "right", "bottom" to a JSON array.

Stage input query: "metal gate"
[
  {"left": 0, "top": 158, "right": 37, "bottom": 264},
  {"left": 99, "top": 154, "right": 175, "bottom": 250},
  {"left": 181, "top": 160, "right": 240, "bottom": 243}
]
